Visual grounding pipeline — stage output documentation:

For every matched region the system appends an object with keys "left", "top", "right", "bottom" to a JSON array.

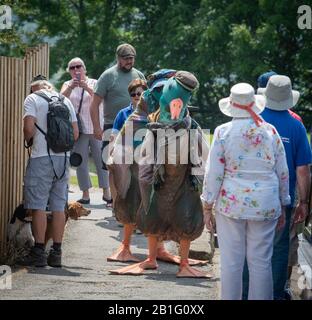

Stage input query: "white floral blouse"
[{"left": 201, "top": 118, "right": 291, "bottom": 221}]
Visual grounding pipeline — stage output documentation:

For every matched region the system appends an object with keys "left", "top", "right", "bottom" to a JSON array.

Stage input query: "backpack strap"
[
  {"left": 46, "top": 147, "right": 67, "bottom": 181},
  {"left": 34, "top": 91, "right": 65, "bottom": 103},
  {"left": 33, "top": 91, "right": 52, "bottom": 102}
]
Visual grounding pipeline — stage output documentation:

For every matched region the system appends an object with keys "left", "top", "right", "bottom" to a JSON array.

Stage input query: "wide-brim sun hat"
[
  {"left": 258, "top": 75, "right": 300, "bottom": 111},
  {"left": 219, "top": 83, "right": 266, "bottom": 118}
]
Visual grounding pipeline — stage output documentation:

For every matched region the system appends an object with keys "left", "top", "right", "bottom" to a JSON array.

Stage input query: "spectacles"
[
  {"left": 69, "top": 65, "right": 82, "bottom": 70},
  {"left": 130, "top": 92, "right": 142, "bottom": 97}
]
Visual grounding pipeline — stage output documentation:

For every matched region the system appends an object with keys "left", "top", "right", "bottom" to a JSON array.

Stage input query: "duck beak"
[{"left": 169, "top": 98, "right": 183, "bottom": 120}]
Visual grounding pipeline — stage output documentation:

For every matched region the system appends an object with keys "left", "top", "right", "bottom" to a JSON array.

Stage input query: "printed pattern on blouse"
[
  {"left": 201, "top": 118, "right": 290, "bottom": 221},
  {"left": 65, "top": 78, "right": 103, "bottom": 134}
]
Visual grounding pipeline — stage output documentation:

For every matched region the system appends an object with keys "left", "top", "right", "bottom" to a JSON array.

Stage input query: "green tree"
[{"left": 1, "top": 0, "right": 311, "bottom": 129}]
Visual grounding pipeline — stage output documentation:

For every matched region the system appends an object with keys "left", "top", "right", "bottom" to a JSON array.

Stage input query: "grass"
[{"left": 70, "top": 174, "right": 99, "bottom": 188}]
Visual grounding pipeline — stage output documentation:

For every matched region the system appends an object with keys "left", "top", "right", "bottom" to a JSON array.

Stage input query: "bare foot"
[
  {"left": 156, "top": 249, "right": 208, "bottom": 266},
  {"left": 109, "top": 259, "right": 158, "bottom": 275},
  {"left": 107, "top": 245, "right": 140, "bottom": 262},
  {"left": 176, "top": 263, "right": 213, "bottom": 278}
]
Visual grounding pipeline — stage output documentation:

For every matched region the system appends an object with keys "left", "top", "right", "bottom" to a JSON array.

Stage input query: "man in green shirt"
[
  {"left": 90, "top": 43, "right": 145, "bottom": 203},
  {"left": 91, "top": 43, "right": 145, "bottom": 137}
]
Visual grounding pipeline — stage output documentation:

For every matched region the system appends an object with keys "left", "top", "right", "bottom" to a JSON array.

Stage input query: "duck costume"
[
  {"left": 107, "top": 69, "right": 200, "bottom": 263},
  {"left": 110, "top": 71, "right": 212, "bottom": 278}
]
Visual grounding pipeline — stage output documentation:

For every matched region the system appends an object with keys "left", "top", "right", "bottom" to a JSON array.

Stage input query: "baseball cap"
[
  {"left": 257, "top": 71, "right": 277, "bottom": 88},
  {"left": 116, "top": 44, "right": 136, "bottom": 58}
]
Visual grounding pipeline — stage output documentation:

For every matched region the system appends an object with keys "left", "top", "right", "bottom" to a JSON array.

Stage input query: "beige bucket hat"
[{"left": 258, "top": 75, "right": 300, "bottom": 110}]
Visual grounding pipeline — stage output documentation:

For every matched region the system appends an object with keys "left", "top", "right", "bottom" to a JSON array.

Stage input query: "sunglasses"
[
  {"left": 69, "top": 65, "right": 82, "bottom": 70},
  {"left": 130, "top": 92, "right": 142, "bottom": 97}
]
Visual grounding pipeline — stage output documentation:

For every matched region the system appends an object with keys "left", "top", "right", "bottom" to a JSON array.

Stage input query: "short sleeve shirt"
[
  {"left": 261, "top": 108, "right": 312, "bottom": 206},
  {"left": 64, "top": 78, "right": 103, "bottom": 134},
  {"left": 95, "top": 65, "right": 145, "bottom": 124},
  {"left": 112, "top": 103, "right": 134, "bottom": 133},
  {"left": 23, "top": 89, "right": 77, "bottom": 158}
]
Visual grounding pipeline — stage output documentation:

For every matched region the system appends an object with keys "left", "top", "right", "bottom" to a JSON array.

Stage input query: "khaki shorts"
[{"left": 23, "top": 156, "right": 69, "bottom": 212}]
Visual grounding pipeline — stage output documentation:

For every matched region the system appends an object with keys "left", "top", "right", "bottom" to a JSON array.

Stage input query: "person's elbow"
[
  {"left": 23, "top": 127, "right": 34, "bottom": 142},
  {"left": 296, "top": 165, "right": 311, "bottom": 180},
  {"left": 90, "top": 94, "right": 102, "bottom": 112}
]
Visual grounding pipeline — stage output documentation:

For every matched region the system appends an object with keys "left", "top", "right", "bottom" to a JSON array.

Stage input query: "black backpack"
[{"left": 34, "top": 91, "right": 75, "bottom": 179}]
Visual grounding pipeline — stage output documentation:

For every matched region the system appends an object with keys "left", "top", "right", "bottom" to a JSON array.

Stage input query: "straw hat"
[{"left": 219, "top": 83, "right": 266, "bottom": 118}]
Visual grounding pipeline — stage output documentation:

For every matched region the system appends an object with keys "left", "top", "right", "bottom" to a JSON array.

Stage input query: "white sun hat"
[
  {"left": 259, "top": 75, "right": 300, "bottom": 111},
  {"left": 219, "top": 83, "right": 266, "bottom": 119}
]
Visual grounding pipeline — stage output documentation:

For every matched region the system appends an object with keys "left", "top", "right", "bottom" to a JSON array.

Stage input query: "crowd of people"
[{"left": 20, "top": 43, "right": 311, "bottom": 300}]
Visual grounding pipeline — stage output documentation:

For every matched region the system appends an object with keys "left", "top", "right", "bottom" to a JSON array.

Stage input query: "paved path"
[{"left": 1, "top": 187, "right": 220, "bottom": 300}]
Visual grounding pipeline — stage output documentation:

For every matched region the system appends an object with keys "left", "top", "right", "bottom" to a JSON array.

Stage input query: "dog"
[
  {"left": 7, "top": 204, "right": 34, "bottom": 249},
  {"left": 45, "top": 201, "right": 91, "bottom": 244},
  {"left": 8, "top": 202, "right": 91, "bottom": 249}
]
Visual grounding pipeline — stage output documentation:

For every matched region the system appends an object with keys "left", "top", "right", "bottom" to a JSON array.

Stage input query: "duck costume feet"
[
  {"left": 156, "top": 245, "right": 208, "bottom": 266},
  {"left": 109, "top": 258, "right": 158, "bottom": 275},
  {"left": 107, "top": 243, "right": 140, "bottom": 263},
  {"left": 176, "top": 259, "right": 213, "bottom": 278}
]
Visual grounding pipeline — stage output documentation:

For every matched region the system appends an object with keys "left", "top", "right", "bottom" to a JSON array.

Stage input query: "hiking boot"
[
  {"left": 16, "top": 246, "right": 47, "bottom": 267},
  {"left": 47, "top": 248, "right": 62, "bottom": 268}
]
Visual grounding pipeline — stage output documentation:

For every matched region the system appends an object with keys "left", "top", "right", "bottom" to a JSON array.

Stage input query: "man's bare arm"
[
  {"left": 90, "top": 93, "right": 103, "bottom": 140},
  {"left": 23, "top": 116, "right": 36, "bottom": 142},
  {"left": 294, "top": 165, "right": 311, "bottom": 223},
  {"left": 72, "top": 122, "right": 79, "bottom": 141}
]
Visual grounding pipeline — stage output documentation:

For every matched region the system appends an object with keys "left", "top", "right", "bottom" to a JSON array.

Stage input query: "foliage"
[{"left": 1, "top": 0, "right": 311, "bottom": 130}]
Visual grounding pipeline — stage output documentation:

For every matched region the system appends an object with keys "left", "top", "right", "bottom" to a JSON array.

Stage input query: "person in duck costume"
[
  {"left": 109, "top": 71, "right": 212, "bottom": 278},
  {"left": 106, "top": 69, "right": 176, "bottom": 263}
]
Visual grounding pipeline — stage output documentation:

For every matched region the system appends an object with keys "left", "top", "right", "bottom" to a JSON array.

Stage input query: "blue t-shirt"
[
  {"left": 112, "top": 104, "right": 134, "bottom": 133},
  {"left": 261, "top": 108, "right": 312, "bottom": 206}
]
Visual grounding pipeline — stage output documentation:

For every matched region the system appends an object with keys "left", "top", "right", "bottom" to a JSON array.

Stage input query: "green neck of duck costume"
[{"left": 158, "top": 77, "right": 192, "bottom": 124}]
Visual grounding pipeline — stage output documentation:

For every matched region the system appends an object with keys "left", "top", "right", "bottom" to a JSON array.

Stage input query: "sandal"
[{"left": 102, "top": 195, "right": 113, "bottom": 204}]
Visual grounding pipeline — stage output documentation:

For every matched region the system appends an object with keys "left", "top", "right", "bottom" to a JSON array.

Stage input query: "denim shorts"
[{"left": 23, "top": 156, "right": 69, "bottom": 212}]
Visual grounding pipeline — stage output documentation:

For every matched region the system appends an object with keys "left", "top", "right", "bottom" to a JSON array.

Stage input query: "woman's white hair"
[{"left": 66, "top": 57, "right": 86, "bottom": 72}]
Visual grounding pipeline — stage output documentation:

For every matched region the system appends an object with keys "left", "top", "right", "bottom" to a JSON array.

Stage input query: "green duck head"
[
  {"left": 159, "top": 71, "right": 199, "bottom": 124},
  {"left": 141, "top": 69, "right": 177, "bottom": 114}
]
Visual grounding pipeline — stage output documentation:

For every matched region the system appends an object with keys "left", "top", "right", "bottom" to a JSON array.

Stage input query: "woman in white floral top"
[{"left": 201, "top": 83, "right": 290, "bottom": 300}]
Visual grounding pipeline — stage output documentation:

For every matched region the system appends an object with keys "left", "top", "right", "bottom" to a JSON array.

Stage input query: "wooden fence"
[{"left": 0, "top": 43, "right": 49, "bottom": 259}]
